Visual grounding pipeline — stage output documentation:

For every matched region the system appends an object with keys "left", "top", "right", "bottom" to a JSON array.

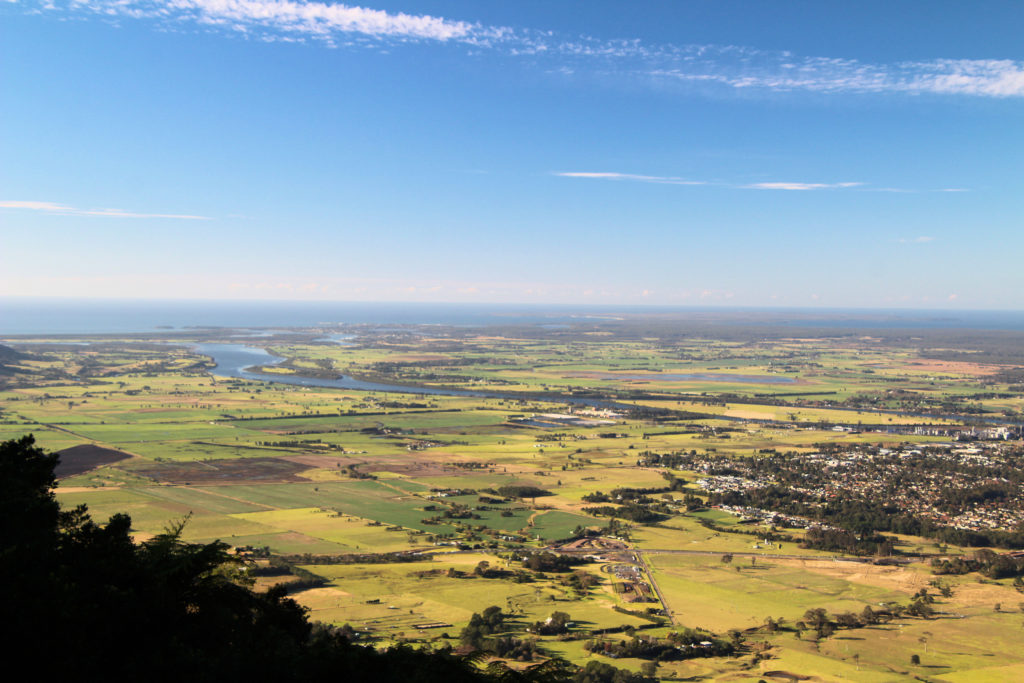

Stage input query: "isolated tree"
[
  {"left": 835, "top": 612, "right": 859, "bottom": 629},
  {"left": 547, "top": 611, "right": 572, "bottom": 632}
]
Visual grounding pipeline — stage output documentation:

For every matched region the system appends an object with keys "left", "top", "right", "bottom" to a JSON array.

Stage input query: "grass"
[
  {"left": 294, "top": 553, "right": 653, "bottom": 643},
  {"left": 529, "top": 510, "right": 601, "bottom": 540},
  {"left": 10, "top": 330, "right": 1024, "bottom": 679},
  {"left": 631, "top": 516, "right": 832, "bottom": 557},
  {"left": 56, "top": 485, "right": 279, "bottom": 540},
  {"left": 298, "top": 556, "right": 540, "bottom": 634},
  {"left": 648, "top": 555, "right": 907, "bottom": 632},
  {"left": 135, "top": 485, "right": 268, "bottom": 514},
  {"left": 199, "top": 480, "right": 453, "bottom": 533},
  {"left": 232, "top": 508, "right": 429, "bottom": 553}
]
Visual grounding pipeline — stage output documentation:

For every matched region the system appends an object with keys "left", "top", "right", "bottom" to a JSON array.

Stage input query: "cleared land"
[
  {"left": 55, "top": 443, "right": 133, "bottom": 478},
  {"left": 3, "top": 323, "right": 1024, "bottom": 680}
]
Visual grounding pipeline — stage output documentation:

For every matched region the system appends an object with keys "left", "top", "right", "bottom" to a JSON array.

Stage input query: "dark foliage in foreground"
[{"left": 0, "top": 435, "right": 499, "bottom": 682}]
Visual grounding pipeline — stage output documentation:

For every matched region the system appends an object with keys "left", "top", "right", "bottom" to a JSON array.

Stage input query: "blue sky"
[{"left": 2, "top": 1, "right": 1023, "bottom": 308}]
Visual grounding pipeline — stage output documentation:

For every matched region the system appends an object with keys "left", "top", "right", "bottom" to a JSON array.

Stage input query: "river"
[
  {"left": 196, "top": 343, "right": 638, "bottom": 412},
  {"left": 195, "top": 344, "right": 1021, "bottom": 428}
]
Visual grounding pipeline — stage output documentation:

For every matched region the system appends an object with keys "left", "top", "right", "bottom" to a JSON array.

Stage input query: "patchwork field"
[{"left": 4, "top": 323, "right": 1024, "bottom": 680}]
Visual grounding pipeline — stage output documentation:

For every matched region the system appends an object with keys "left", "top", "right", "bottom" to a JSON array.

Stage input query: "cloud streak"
[
  {"left": 556, "top": 175, "right": 870, "bottom": 191},
  {"left": 21, "top": 2, "right": 1024, "bottom": 98},
  {"left": 64, "top": 0, "right": 478, "bottom": 42},
  {"left": 0, "top": 200, "right": 211, "bottom": 220},
  {"left": 744, "top": 181, "right": 863, "bottom": 191},
  {"left": 648, "top": 58, "right": 1024, "bottom": 98}
]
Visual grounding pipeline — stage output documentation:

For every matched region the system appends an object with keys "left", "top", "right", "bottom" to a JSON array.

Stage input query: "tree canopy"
[{"left": 0, "top": 435, "right": 495, "bottom": 682}]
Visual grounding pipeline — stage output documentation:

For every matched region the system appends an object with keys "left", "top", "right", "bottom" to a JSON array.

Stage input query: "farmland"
[{"left": 3, "top": 317, "right": 1024, "bottom": 680}]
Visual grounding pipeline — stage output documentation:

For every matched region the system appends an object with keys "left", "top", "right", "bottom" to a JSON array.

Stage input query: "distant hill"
[
  {"left": 0, "top": 344, "right": 31, "bottom": 376},
  {"left": 0, "top": 344, "right": 29, "bottom": 363}
]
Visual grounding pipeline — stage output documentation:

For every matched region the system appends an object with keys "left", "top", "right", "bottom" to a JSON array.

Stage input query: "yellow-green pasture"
[
  {"left": 644, "top": 553, "right": 1024, "bottom": 680},
  {"left": 232, "top": 507, "right": 430, "bottom": 553},
  {"left": 648, "top": 554, "right": 907, "bottom": 632},
  {"left": 295, "top": 553, "right": 653, "bottom": 643},
  {"left": 632, "top": 516, "right": 832, "bottom": 557},
  {"left": 770, "top": 607, "right": 1024, "bottom": 681}
]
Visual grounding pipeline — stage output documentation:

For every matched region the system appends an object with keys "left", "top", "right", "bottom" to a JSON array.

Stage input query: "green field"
[{"left": 4, "top": 325, "right": 1024, "bottom": 679}]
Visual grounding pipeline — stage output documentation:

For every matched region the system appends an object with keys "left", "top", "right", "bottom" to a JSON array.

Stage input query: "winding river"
[
  {"left": 195, "top": 344, "right": 1018, "bottom": 428},
  {"left": 196, "top": 343, "right": 696, "bottom": 413},
  {"left": 196, "top": 343, "right": 495, "bottom": 397}
]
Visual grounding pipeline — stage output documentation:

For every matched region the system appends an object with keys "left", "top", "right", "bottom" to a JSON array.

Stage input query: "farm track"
[
  {"left": 32, "top": 420, "right": 98, "bottom": 442},
  {"left": 168, "top": 485, "right": 278, "bottom": 510},
  {"left": 376, "top": 479, "right": 428, "bottom": 500},
  {"left": 635, "top": 550, "right": 674, "bottom": 626},
  {"left": 32, "top": 420, "right": 151, "bottom": 463}
]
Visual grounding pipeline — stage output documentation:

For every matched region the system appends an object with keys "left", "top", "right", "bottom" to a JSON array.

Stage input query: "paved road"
[
  {"left": 637, "top": 549, "right": 918, "bottom": 563},
  {"left": 633, "top": 550, "right": 675, "bottom": 625},
  {"left": 555, "top": 547, "right": 923, "bottom": 564},
  {"left": 555, "top": 546, "right": 922, "bottom": 620}
]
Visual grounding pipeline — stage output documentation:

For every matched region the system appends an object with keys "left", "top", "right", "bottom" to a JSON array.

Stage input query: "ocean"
[{"left": 3, "top": 297, "right": 1024, "bottom": 335}]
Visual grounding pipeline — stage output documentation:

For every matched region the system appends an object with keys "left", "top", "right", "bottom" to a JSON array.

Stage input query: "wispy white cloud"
[
  {"left": 556, "top": 175, "right": 867, "bottom": 191},
  {"left": 556, "top": 174, "right": 970, "bottom": 193},
  {"left": 0, "top": 200, "right": 210, "bottom": 220},
  {"left": 905, "top": 59, "right": 1024, "bottom": 97},
  {"left": 648, "top": 56, "right": 1024, "bottom": 98},
  {"left": 555, "top": 172, "right": 705, "bottom": 186},
  {"left": 22, "top": 1, "right": 1024, "bottom": 98},
  {"left": 744, "top": 181, "right": 862, "bottom": 191},
  {"left": 63, "top": 0, "right": 478, "bottom": 43}
]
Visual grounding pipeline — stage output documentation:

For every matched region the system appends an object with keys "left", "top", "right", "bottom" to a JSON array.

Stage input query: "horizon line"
[{"left": 2, "top": 295, "right": 1023, "bottom": 314}]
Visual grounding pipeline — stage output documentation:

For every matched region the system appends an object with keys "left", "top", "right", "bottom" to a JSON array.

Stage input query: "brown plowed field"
[{"left": 55, "top": 444, "right": 133, "bottom": 478}]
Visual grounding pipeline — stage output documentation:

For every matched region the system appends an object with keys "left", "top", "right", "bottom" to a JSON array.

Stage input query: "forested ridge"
[{"left": 0, "top": 436, "right": 492, "bottom": 681}]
